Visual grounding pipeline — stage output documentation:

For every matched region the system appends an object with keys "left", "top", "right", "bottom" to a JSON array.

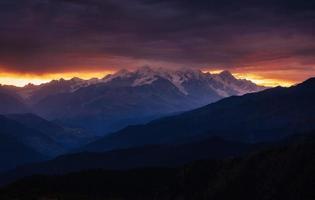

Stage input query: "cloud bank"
[{"left": 0, "top": 0, "right": 314, "bottom": 82}]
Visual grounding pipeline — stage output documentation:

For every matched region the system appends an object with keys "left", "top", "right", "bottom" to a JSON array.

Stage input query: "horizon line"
[{"left": 0, "top": 67, "right": 297, "bottom": 88}]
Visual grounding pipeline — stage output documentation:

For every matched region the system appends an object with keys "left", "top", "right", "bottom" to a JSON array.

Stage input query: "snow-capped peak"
[
  {"left": 102, "top": 69, "right": 133, "bottom": 83},
  {"left": 99, "top": 66, "right": 265, "bottom": 96},
  {"left": 28, "top": 66, "right": 263, "bottom": 98},
  {"left": 101, "top": 66, "right": 205, "bottom": 94},
  {"left": 132, "top": 67, "right": 158, "bottom": 87},
  {"left": 217, "top": 70, "right": 236, "bottom": 82},
  {"left": 70, "top": 77, "right": 82, "bottom": 82},
  {"left": 115, "top": 69, "right": 132, "bottom": 77},
  {"left": 157, "top": 68, "right": 203, "bottom": 94},
  {"left": 133, "top": 67, "right": 205, "bottom": 94},
  {"left": 135, "top": 66, "right": 155, "bottom": 75},
  {"left": 16, "top": 66, "right": 265, "bottom": 103}
]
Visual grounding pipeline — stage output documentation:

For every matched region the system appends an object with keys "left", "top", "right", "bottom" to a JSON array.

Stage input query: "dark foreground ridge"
[
  {"left": 1, "top": 139, "right": 314, "bottom": 200},
  {"left": 0, "top": 137, "right": 265, "bottom": 186}
]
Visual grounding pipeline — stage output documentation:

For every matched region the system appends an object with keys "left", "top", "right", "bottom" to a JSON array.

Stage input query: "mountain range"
[
  {"left": 0, "top": 73, "right": 314, "bottom": 199},
  {"left": 79, "top": 77, "right": 315, "bottom": 153},
  {"left": 0, "top": 76, "right": 314, "bottom": 185},
  {"left": 0, "top": 67, "right": 265, "bottom": 172},
  {"left": 0, "top": 66, "right": 265, "bottom": 135}
]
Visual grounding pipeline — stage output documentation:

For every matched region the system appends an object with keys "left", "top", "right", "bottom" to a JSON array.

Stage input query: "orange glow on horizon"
[
  {"left": 0, "top": 68, "right": 308, "bottom": 88},
  {"left": 202, "top": 69, "right": 297, "bottom": 87},
  {"left": 0, "top": 70, "right": 114, "bottom": 87},
  {"left": 232, "top": 73, "right": 295, "bottom": 87}
]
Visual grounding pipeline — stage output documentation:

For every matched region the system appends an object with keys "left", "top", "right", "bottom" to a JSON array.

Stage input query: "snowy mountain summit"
[
  {"left": 15, "top": 66, "right": 265, "bottom": 105},
  {"left": 102, "top": 66, "right": 265, "bottom": 97}
]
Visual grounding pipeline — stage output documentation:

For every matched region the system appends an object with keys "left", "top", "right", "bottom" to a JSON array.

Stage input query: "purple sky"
[{"left": 0, "top": 0, "right": 314, "bottom": 85}]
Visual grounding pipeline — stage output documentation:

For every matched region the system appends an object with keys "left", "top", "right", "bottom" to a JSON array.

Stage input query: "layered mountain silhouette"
[
  {"left": 0, "top": 76, "right": 314, "bottom": 199},
  {"left": 0, "top": 88, "right": 29, "bottom": 114},
  {"left": 0, "top": 137, "right": 266, "bottom": 185},
  {"left": 80, "top": 77, "right": 315, "bottom": 152},
  {"left": 1, "top": 67, "right": 264, "bottom": 135},
  {"left": 0, "top": 115, "right": 65, "bottom": 157},
  {"left": 0, "top": 77, "right": 314, "bottom": 185},
  {"left": 0, "top": 67, "right": 264, "bottom": 172},
  {"left": 0, "top": 114, "right": 97, "bottom": 172},
  {"left": 0, "top": 132, "right": 44, "bottom": 172},
  {"left": 5, "top": 113, "right": 95, "bottom": 149},
  {"left": 1, "top": 138, "right": 314, "bottom": 200},
  {"left": 0, "top": 115, "right": 53, "bottom": 172}
]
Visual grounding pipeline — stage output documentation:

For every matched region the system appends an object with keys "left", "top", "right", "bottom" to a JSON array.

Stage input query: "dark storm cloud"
[{"left": 0, "top": 0, "right": 314, "bottom": 73}]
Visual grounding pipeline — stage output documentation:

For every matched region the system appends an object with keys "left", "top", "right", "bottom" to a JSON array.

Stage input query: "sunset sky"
[{"left": 0, "top": 0, "right": 314, "bottom": 87}]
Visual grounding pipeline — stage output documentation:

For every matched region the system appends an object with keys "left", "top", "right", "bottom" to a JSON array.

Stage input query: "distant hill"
[
  {"left": 1, "top": 139, "right": 313, "bottom": 200},
  {"left": 0, "top": 132, "right": 44, "bottom": 172},
  {"left": 5, "top": 113, "right": 95, "bottom": 149},
  {"left": 0, "top": 87, "right": 29, "bottom": 114},
  {"left": 0, "top": 115, "right": 65, "bottom": 157},
  {"left": 81, "top": 77, "right": 315, "bottom": 152},
  {"left": 0, "top": 114, "right": 98, "bottom": 172}
]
